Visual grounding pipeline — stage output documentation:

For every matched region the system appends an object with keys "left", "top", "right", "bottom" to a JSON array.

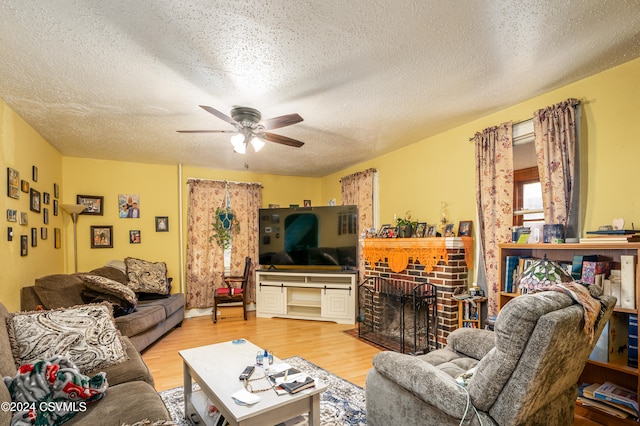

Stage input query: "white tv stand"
[{"left": 255, "top": 269, "right": 358, "bottom": 324}]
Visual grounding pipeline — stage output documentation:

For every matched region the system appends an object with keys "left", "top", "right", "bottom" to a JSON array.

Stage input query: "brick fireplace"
[{"left": 361, "top": 237, "right": 471, "bottom": 348}]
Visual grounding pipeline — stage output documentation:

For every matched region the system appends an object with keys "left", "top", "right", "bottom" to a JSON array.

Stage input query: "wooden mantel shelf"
[{"left": 363, "top": 237, "right": 474, "bottom": 273}]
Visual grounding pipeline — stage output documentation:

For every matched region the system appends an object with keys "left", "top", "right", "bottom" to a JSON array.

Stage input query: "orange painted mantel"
[{"left": 363, "top": 237, "right": 473, "bottom": 273}]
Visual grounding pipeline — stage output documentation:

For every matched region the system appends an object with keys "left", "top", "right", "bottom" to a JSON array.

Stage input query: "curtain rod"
[
  {"left": 186, "top": 177, "right": 263, "bottom": 187},
  {"left": 467, "top": 100, "right": 581, "bottom": 142}
]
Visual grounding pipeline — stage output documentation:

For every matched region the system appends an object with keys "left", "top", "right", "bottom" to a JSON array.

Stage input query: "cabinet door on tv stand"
[
  {"left": 256, "top": 282, "right": 286, "bottom": 316},
  {"left": 321, "top": 288, "right": 354, "bottom": 323}
]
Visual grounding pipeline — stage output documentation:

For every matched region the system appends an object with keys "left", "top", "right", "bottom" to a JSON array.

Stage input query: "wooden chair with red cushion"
[{"left": 213, "top": 257, "right": 251, "bottom": 323}]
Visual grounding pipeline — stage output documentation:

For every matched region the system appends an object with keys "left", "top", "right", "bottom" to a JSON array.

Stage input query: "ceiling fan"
[{"left": 178, "top": 105, "right": 305, "bottom": 154}]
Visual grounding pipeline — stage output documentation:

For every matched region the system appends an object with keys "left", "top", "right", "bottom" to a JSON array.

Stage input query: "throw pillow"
[
  {"left": 78, "top": 274, "right": 138, "bottom": 306},
  {"left": 125, "top": 257, "right": 170, "bottom": 295},
  {"left": 7, "top": 302, "right": 128, "bottom": 374},
  {"left": 89, "top": 265, "right": 129, "bottom": 286},
  {"left": 78, "top": 273, "right": 138, "bottom": 317}
]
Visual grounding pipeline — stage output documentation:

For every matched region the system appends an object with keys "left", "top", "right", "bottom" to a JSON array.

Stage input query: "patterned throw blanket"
[
  {"left": 549, "top": 282, "right": 603, "bottom": 343},
  {"left": 3, "top": 355, "right": 108, "bottom": 426}
]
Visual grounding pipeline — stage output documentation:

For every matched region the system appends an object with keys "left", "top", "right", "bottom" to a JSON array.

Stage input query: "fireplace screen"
[{"left": 357, "top": 276, "right": 437, "bottom": 355}]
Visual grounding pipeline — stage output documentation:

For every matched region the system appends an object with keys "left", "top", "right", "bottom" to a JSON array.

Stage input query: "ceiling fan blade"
[
  {"left": 199, "top": 105, "right": 239, "bottom": 127},
  {"left": 257, "top": 132, "right": 305, "bottom": 147},
  {"left": 177, "top": 130, "right": 237, "bottom": 133},
  {"left": 260, "top": 113, "right": 304, "bottom": 130}
]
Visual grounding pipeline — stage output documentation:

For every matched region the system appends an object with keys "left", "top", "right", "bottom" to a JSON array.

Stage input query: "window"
[{"left": 513, "top": 167, "right": 543, "bottom": 227}]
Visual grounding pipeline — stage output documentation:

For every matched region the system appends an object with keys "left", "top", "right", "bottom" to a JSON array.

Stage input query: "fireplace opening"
[{"left": 357, "top": 276, "right": 437, "bottom": 355}]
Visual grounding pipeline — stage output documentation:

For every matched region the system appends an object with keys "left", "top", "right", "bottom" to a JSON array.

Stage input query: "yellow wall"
[
  {"left": 322, "top": 58, "right": 640, "bottom": 235},
  {"left": 2, "top": 57, "right": 640, "bottom": 311},
  {"left": 1, "top": 100, "right": 64, "bottom": 311}
]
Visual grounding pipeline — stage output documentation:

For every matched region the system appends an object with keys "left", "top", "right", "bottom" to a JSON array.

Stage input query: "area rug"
[{"left": 159, "top": 356, "right": 366, "bottom": 425}]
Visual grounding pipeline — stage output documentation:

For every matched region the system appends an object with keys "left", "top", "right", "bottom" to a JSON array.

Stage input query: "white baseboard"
[{"left": 184, "top": 302, "right": 256, "bottom": 318}]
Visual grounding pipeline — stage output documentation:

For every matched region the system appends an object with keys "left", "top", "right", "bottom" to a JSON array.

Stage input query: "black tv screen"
[{"left": 258, "top": 205, "right": 358, "bottom": 269}]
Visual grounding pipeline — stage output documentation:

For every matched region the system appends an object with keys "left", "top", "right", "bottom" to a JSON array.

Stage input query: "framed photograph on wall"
[
  {"left": 20, "top": 235, "right": 28, "bottom": 256},
  {"left": 77, "top": 194, "right": 104, "bottom": 215},
  {"left": 155, "top": 216, "right": 169, "bottom": 232},
  {"left": 21, "top": 180, "right": 29, "bottom": 193},
  {"left": 30, "top": 188, "right": 41, "bottom": 213},
  {"left": 458, "top": 220, "right": 473, "bottom": 237},
  {"left": 6, "top": 209, "right": 17, "bottom": 222},
  {"left": 31, "top": 227, "right": 37, "bottom": 247},
  {"left": 41, "top": 227, "right": 48, "bottom": 240},
  {"left": 118, "top": 194, "right": 140, "bottom": 218},
  {"left": 91, "top": 226, "right": 113, "bottom": 248},
  {"left": 7, "top": 167, "right": 19, "bottom": 199},
  {"left": 129, "top": 230, "right": 141, "bottom": 244}
]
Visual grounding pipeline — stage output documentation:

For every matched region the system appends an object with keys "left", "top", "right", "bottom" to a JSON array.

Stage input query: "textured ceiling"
[{"left": 1, "top": 1, "right": 639, "bottom": 177}]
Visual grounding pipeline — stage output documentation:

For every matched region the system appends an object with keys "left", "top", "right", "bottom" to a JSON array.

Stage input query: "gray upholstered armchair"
[{"left": 366, "top": 290, "right": 616, "bottom": 426}]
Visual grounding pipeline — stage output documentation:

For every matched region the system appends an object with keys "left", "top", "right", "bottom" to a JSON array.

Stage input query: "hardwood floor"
[{"left": 142, "top": 311, "right": 604, "bottom": 425}]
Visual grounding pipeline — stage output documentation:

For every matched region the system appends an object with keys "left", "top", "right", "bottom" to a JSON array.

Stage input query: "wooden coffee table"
[{"left": 179, "top": 340, "right": 328, "bottom": 425}]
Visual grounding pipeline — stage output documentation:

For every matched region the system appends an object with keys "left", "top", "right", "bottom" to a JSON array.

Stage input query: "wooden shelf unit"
[
  {"left": 498, "top": 242, "right": 640, "bottom": 424},
  {"left": 457, "top": 297, "right": 486, "bottom": 329}
]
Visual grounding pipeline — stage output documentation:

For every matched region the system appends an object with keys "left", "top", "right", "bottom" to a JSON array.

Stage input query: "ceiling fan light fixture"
[
  {"left": 251, "top": 137, "right": 265, "bottom": 152},
  {"left": 230, "top": 134, "right": 246, "bottom": 154}
]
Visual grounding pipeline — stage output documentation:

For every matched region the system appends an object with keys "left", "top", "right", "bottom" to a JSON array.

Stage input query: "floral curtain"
[
  {"left": 228, "top": 182, "right": 262, "bottom": 304},
  {"left": 185, "top": 179, "right": 262, "bottom": 309},
  {"left": 474, "top": 122, "right": 513, "bottom": 315},
  {"left": 340, "top": 168, "right": 377, "bottom": 231},
  {"left": 185, "top": 179, "right": 226, "bottom": 309},
  {"left": 533, "top": 98, "right": 578, "bottom": 230},
  {"left": 341, "top": 168, "right": 377, "bottom": 280}
]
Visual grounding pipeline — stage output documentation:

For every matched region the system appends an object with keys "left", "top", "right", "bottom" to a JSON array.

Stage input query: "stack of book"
[
  {"left": 578, "top": 382, "right": 639, "bottom": 420},
  {"left": 580, "top": 230, "right": 640, "bottom": 244},
  {"left": 268, "top": 367, "right": 316, "bottom": 395}
]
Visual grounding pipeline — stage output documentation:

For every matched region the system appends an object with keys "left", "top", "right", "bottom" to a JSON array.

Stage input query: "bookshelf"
[
  {"left": 498, "top": 242, "right": 640, "bottom": 425},
  {"left": 457, "top": 297, "right": 486, "bottom": 329}
]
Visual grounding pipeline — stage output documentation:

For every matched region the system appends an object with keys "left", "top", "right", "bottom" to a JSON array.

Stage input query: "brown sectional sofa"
[
  {"left": 20, "top": 261, "right": 185, "bottom": 352},
  {"left": 0, "top": 302, "right": 172, "bottom": 425}
]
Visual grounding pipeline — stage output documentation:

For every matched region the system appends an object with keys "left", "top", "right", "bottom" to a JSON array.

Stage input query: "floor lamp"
[{"left": 61, "top": 204, "right": 86, "bottom": 273}]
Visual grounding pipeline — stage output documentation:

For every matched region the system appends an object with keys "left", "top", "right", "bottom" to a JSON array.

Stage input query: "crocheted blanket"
[
  {"left": 549, "top": 282, "right": 603, "bottom": 343},
  {"left": 3, "top": 355, "right": 108, "bottom": 426}
]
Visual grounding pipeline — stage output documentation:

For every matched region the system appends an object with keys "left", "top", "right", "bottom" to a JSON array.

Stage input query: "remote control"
[{"left": 239, "top": 365, "right": 255, "bottom": 381}]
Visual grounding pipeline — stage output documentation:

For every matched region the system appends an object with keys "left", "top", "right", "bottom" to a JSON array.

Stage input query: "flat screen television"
[{"left": 258, "top": 205, "right": 358, "bottom": 269}]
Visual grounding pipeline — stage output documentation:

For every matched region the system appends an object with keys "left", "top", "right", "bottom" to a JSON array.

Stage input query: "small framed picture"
[
  {"left": 20, "top": 235, "right": 28, "bottom": 256},
  {"left": 21, "top": 180, "right": 29, "bottom": 193},
  {"left": 53, "top": 183, "right": 59, "bottom": 199},
  {"left": 458, "top": 220, "right": 473, "bottom": 237},
  {"left": 444, "top": 223, "right": 455, "bottom": 237},
  {"left": 155, "top": 216, "right": 169, "bottom": 232},
  {"left": 129, "top": 230, "right": 141, "bottom": 244},
  {"left": 6, "top": 209, "right": 17, "bottom": 222},
  {"left": 30, "top": 188, "right": 41, "bottom": 213},
  {"left": 414, "top": 222, "right": 427, "bottom": 238},
  {"left": 426, "top": 225, "right": 437, "bottom": 237},
  {"left": 41, "top": 227, "right": 48, "bottom": 240},
  {"left": 304, "top": 200, "right": 311, "bottom": 207},
  {"left": 77, "top": 194, "right": 104, "bottom": 215},
  {"left": 43, "top": 192, "right": 50, "bottom": 205},
  {"left": 43, "top": 208, "right": 49, "bottom": 224},
  {"left": 54, "top": 228, "right": 61, "bottom": 249},
  {"left": 91, "top": 226, "right": 113, "bottom": 248},
  {"left": 7, "top": 167, "right": 19, "bottom": 199},
  {"left": 19, "top": 212, "right": 28, "bottom": 226},
  {"left": 53, "top": 200, "right": 58, "bottom": 216},
  {"left": 377, "top": 224, "right": 391, "bottom": 238},
  {"left": 31, "top": 227, "right": 37, "bottom": 247},
  {"left": 32, "top": 166, "right": 38, "bottom": 182}
]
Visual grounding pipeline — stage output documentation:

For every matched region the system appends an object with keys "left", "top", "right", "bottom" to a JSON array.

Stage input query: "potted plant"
[
  {"left": 210, "top": 206, "right": 240, "bottom": 249},
  {"left": 396, "top": 211, "right": 417, "bottom": 238}
]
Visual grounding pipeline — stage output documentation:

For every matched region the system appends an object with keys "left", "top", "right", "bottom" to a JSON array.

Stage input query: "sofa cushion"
[
  {"left": 125, "top": 257, "right": 170, "bottom": 295},
  {"left": 100, "top": 336, "right": 154, "bottom": 387},
  {"left": 139, "top": 293, "right": 185, "bottom": 319},
  {"left": 115, "top": 304, "right": 166, "bottom": 337},
  {"left": 6, "top": 302, "right": 128, "bottom": 374},
  {"left": 34, "top": 273, "right": 86, "bottom": 309}
]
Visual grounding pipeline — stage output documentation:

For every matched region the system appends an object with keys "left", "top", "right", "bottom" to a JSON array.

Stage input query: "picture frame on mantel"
[{"left": 458, "top": 220, "right": 472, "bottom": 237}]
